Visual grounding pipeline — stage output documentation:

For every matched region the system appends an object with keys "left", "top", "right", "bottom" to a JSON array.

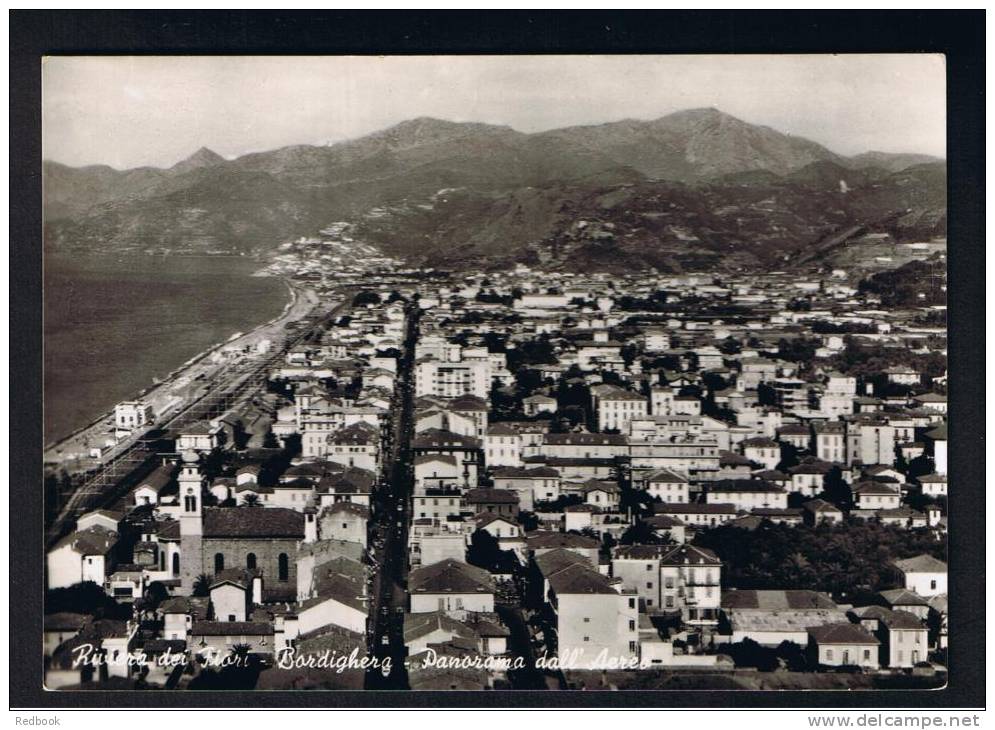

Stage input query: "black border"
[{"left": 10, "top": 9, "right": 985, "bottom": 710}]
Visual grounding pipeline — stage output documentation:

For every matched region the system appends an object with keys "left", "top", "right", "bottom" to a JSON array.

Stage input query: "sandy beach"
[{"left": 44, "top": 279, "right": 318, "bottom": 473}]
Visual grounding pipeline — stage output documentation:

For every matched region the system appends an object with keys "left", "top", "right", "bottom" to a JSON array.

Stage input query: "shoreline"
[{"left": 44, "top": 274, "right": 309, "bottom": 462}]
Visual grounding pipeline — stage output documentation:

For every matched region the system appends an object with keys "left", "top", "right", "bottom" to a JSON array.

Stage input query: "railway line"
[{"left": 44, "top": 291, "right": 354, "bottom": 549}]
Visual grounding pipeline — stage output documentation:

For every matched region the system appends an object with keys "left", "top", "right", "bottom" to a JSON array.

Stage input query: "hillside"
[
  {"left": 42, "top": 109, "right": 946, "bottom": 270},
  {"left": 350, "top": 161, "right": 946, "bottom": 273}
]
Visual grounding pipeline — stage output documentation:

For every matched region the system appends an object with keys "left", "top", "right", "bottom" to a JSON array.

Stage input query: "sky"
[{"left": 42, "top": 54, "right": 946, "bottom": 170}]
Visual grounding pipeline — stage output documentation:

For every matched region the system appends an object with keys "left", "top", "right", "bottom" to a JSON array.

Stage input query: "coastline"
[{"left": 44, "top": 274, "right": 311, "bottom": 465}]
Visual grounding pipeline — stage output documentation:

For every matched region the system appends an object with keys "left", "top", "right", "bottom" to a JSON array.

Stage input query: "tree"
[
  {"left": 45, "top": 582, "right": 132, "bottom": 620},
  {"left": 620, "top": 487, "right": 655, "bottom": 518},
  {"left": 718, "top": 638, "right": 779, "bottom": 671},
  {"left": 192, "top": 574, "right": 212, "bottom": 597},
  {"left": 718, "top": 337, "right": 742, "bottom": 355},
  {"left": 516, "top": 511, "right": 540, "bottom": 532},
  {"left": 620, "top": 344, "right": 639, "bottom": 368},
  {"left": 243, "top": 493, "right": 260, "bottom": 507},
  {"left": 858, "top": 260, "right": 946, "bottom": 307},
  {"left": 351, "top": 290, "right": 381, "bottom": 308},
  {"left": 507, "top": 334, "right": 557, "bottom": 370},
  {"left": 776, "top": 640, "right": 809, "bottom": 671},
  {"left": 777, "top": 337, "right": 822, "bottom": 363},
  {"left": 694, "top": 520, "right": 945, "bottom": 599},
  {"left": 514, "top": 369, "right": 545, "bottom": 401},
  {"left": 619, "top": 520, "right": 665, "bottom": 546},
  {"left": 466, "top": 529, "right": 519, "bottom": 574},
  {"left": 533, "top": 494, "right": 583, "bottom": 512},
  {"left": 144, "top": 581, "right": 170, "bottom": 610}
]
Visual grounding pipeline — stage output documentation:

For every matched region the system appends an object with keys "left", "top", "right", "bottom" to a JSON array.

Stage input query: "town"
[{"left": 44, "top": 234, "right": 949, "bottom": 691}]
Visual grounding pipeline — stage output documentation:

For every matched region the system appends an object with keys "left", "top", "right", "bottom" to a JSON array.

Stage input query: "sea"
[{"left": 44, "top": 253, "right": 289, "bottom": 445}]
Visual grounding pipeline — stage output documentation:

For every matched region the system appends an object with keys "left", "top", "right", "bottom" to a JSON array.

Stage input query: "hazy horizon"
[{"left": 43, "top": 54, "right": 946, "bottom": 170}]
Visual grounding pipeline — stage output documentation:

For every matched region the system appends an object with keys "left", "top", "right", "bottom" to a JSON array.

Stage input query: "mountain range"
[{"left": 43, "top": 108, "right": 946, "bottom": 272}]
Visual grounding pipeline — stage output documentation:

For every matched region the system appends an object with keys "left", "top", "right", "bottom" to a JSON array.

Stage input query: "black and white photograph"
[{"left": 10, "top": 9, "right": 985, "bottom": 717}]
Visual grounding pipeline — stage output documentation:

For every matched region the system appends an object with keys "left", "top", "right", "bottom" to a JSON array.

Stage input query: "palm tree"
[
  {"left": 243, "top": 493, "right": 260, "bottom": 507},
  {"left": 192, "top": 573, "right": 212, "bottom": 597}
]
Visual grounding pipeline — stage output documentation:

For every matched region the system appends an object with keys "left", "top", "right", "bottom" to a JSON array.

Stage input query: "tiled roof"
[
  {"left": 645, "top": 468, "right": 689, "bottom": 484},
  {"left": 893, "top": 554, "right": 947, "bottom": 573},
  {"left": 408, "top": 559, "right": 495, "bottom": 595},
  {"left": 879, "top": 588, "right": 931, "bottom": 607},
  {"left": 323, "top": 501, "right": 370, "bottom": 520},
  {"left": 808, "top": 622, "right": 879, "bottom": 645},
  {"left": 403, "top": 611, "right": 477, "bottom": 644},
  {"left": 52, "top": 526, "right": 118, "bottom": 556},
  {"left": 302, "top": 556, "right": 367, "bottom": 613},
  {"left": 412, "top": 429, "right": 482, "bottom": 450},
  {"left": 722, "top": 589, "right": 836, "bottom": 610},
  {"left": 492, "top": 466, "right": 560, "bottom": 479},
  {"left": 707, "top": 479, "right": 784, "bottom": 494},
  {"left": 547, "top": 563, "right": 617, "bottom": 595},
  {"left": 880, "top": 610, "right": 926, "bottom": 630},
  {"left": 465, "top": 488, "right": 519, "bottom": 504},
  {"left": 190, "top": 621, "right": 274, "bottom": 636},
  {"left": 654, "top": 502, "right": 737, "bottom": 515},
  {"left": 544, "top": 433, "right": 627, "bottom": 446},
  {"left": 526, "top": 531, "right": 599, "bottom": 550},
  {"left": 851, "top": 481, "right": 900, "bottom": 496},
  {"left": 658, "top": 544, "right": 721, "bottom": 567},
  {"left": 202, "top": 507, "right": 304, "bottom": 538}
]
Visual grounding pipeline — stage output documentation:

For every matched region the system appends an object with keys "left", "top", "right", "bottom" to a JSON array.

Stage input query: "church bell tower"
[{"left": 178, "top": 450, "right": 205, "bottom": 593}]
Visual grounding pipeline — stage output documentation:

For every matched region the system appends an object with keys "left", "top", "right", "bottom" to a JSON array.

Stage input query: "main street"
[{"left": 365, "top": 303, "right": 419, "bottom": 689}]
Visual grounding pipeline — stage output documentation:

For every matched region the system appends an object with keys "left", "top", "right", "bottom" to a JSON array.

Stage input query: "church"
[{"left": 177, "top": 451, "right": 307, "bottom": 599}]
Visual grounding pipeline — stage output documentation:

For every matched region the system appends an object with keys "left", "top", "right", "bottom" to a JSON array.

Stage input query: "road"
[{"left": 365, "top": 303, "right": 419, "bottom": 690}]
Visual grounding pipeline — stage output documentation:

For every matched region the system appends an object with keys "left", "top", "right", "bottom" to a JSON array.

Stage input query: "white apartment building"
[{"left": 414, "top": 358, "right": 490, "bottom": 400}]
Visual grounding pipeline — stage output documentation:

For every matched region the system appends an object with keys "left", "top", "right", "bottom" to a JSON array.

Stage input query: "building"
[
  {"left": 591, "top": 384, "right": 648, "bottom": 433},
  {"left": 484, "top": 423, "right": 523, "bottom": 467},
  {"left": 408, "top": 559, "right": 496, "bottom": 616},
  {"left": 115, "top": 400, "right": 154, "bottom": 431},
  {"left": 884, "top": 367, "right": 920, "bottom": 386},
  {"left": 523, "top": 395, "right": 557, "bottom": 417},
  {"left": 652, "top": 502, "right": 737, "bottom": 529},
  {"left": 296, "top": 556, "right": 369, "bottom": 636},
  {"left": 46, "top": 526, "right": 119, "bottom": 590},
  {"left": 851, "top": 481, "right": 901, "bottom": 511},
  {"left": 721, "top": 590, "right": 846, "bottom": 646},
  {"left": 656, "top": 544, "right": 722, "bottom": 624},
  {"left": 739, "top": 437, "right": 781, "bottom": 471},
  {"left": 923, "top": 424, "right": 948, "bottom": 476},
  {"left": 643, "top": 468, "right": 690, "bottom": 504},
  {"left": 177, "top": 451, "right": 304, "bottom": 596},
  {"left": 877, "top": 610, "right": 929, "bottom": 668},
  {"left": 612, "top": 544, "right": 721, "bottom": 617},
  {"left": 807, "top": 623, "right": 880, "bottom": 669},
  {"left": 803, "top": 499, "right": 843, "bottom": 525},
  {"left": 414, "top": 358, "right": 490, "bottom": 400},
  {"left": 491, "top": 466, "right": 561, "bottom": 511},
  {"left": 892, "top": 555, "right": 948, "bottom": 597},
  {"left": 540, "top": 554, "right": 639, "bottom": 669},
  {"left": 813, "top": 422, "right": 846, "bottom": 463},
  {"left": 464, "top": 488, "right": 519, "bottom": 519},
  {"left": 845, "top": 419, "right": 896, "bottom": 467},
  {"left": 704, "top": 480, "right": 788, "bottom": 511}
]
